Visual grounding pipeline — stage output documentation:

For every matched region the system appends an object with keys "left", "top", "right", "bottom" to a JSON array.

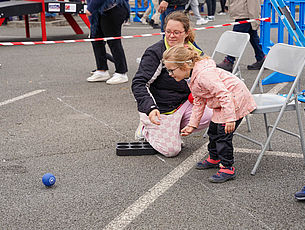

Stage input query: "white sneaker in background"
[
  {"left": 106, "top": 73, "right": 128, "bottom": 85},
  {"left": 207, "top": 16, "right": 215, "bottom": 21},
  {"left": 87, "top": 71, "right": 110, "bottom": 82},
  {"left": 140, "top": 17, "right": 148, "bottom": 24},
  {"left": 196, "top": 18, "right": 208, "bottom": 25},
  {"left": 217, "top": 11, "right": 226, "bottom": 15}
]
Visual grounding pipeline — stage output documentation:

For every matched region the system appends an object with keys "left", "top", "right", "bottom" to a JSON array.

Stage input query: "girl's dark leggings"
[{"left": 207, "top": 118, "right": 243, "bottom": 167}]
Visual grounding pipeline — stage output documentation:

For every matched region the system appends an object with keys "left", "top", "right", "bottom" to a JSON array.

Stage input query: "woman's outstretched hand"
[
  {"left": 181, "top": 125, "right": 195, "bottom": 136},
  {"left": 149, "top": 109, "right": 161, "bottom": 125}
]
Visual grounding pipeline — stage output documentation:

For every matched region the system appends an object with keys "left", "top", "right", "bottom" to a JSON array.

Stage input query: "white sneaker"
[
  {"left": 106, "top": 73, "right": 128, "bottom": 85},
  {"left": 140, "top": 17, "right": 148, "bottom": 24},
  {"left": 196, "top": 18, "right": 208, "bottom": 25},
  {"left": 135, "top": 120, "right": 146, "bottom": 141},
  {"left": 87, "top": 71, "right": 110, "bottom": 82},
  {"left": 217, "top": 11, "right": 226, "bottom": 15},
  {"left": 207, "top": 16, "right": 215, "bottom": 21}
]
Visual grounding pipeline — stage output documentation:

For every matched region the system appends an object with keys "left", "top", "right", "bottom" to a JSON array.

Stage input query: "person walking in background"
[
  {"left": 158, "top": 0, "right": 189, "bottom": 31},
  {"left": 140, "top": 0, "right": 161, "bottom": 28},
  {"left": 162, "top": 45, "right": 256, "bottom": 182},
  {"left": 205, "top": 0, "right": 216, "bottom": 21},
  {"left": 188, "top": 0, "right": 208, "bottom": 25},
  {"left": 217, "top": 0, "right": 265, "bottom": 72},
  {"left": 217, "top": 0, "right": 227, "bottom": 15},
  {"left": 86, "top": 0, "right": 130, "bottom": 84}
]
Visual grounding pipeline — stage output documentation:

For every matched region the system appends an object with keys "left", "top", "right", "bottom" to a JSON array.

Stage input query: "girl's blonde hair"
[
  {"left": 164, "top": 11, "right": 195, "bottom": 43},
  {"left": 162, "top": 44, "right": 204, "bottom": 69}
]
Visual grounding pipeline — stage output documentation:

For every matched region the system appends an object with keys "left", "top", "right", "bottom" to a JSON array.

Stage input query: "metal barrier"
[
  {"left": 130, "top": 0, "right": 150, "bottom": 22},
  {"left": 260, "top": 0, "right": 305, "bottom": 54}
]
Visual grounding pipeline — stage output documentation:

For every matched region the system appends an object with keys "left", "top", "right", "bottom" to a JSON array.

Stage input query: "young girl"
[{"left": 163, "top": 45, "right": 256, "bottom": 183}]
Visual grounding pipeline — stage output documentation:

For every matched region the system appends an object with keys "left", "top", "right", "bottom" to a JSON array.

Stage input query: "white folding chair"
[
  {"left": 202, "top": 31, "right": 251, "bottom": 139},
  {"left": 211, "top": 31, "right": 250, "bottom": 80},
  {"left": 235, "top": 43, "right": 305, "bottom": 175}
]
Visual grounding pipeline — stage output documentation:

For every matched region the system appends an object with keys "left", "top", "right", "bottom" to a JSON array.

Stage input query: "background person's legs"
[
  {"left": 205, "top": 0, "right": 216, "bottom": 20},
  {"left": 189, "top": 0, "right": 208, "bottom": 25},
  {"left": 100, "top": 6, "right": 128, "bottom": 74},
  {"left": 218, "top": 0, "right": 227, "bottom": 14}
]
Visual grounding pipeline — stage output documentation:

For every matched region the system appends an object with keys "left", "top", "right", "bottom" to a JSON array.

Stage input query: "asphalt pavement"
[{"left": 1, "top": 13, "right": 305, "bottom": 230}]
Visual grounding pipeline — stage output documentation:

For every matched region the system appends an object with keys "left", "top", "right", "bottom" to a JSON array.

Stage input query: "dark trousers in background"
[
  {"left": 227, "top": 19, "right": 265, "bottom": 64},
  {"left": 207, "top": 118, "right": 243, "bottom": 167},
  {"left": 220, "top": 0, "right": 227, "bottom": 12},
  {"left": 160, "top": 6, "right": 185, "bottom": 32},
  {"left": 91, "top": 5, "right": 128, "bottom": 74},
  {"left": 206, "top": 0, "right": 216, "bottom": 16}
]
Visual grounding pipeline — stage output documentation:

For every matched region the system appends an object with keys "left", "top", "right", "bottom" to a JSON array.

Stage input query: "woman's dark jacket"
[{"left": 132, "top": 40, "right": 202, "bottom": 116}]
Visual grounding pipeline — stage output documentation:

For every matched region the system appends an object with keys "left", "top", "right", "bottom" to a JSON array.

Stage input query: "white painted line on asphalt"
[
  {"left": 103, "top": 143, "right": 209, "bottom": 230},
  {"left": 155, "top": 155, "right": 165, "bottom": 162},
  {"left": 267, "top": 82, "right": 288, "bottom": 94},
  {"left": 0, "top": 89, "right": 46, "bottom": 107},
  {"left": 57, "top": 97, "right": 126, "bottom": 137},
  {"left": 235, "top": 147, "right": 303, "bottom": 158}
]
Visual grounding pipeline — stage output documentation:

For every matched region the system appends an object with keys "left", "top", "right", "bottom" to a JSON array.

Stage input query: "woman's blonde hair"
[
  {"left": 162, "top": 44, "right": 203, "bottom": 69},
  {"left": 163, "top": 11, "right": 195, "bottom": 43}
]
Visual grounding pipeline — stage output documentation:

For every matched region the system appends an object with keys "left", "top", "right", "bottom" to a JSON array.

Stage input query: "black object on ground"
[{"left": 116, "top": 142, "right": 157, "bottom": 156}]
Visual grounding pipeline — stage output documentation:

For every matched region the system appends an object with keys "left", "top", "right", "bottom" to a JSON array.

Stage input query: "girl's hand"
[
  {"left": 149, "top": 109, "right": 161, "bottom": 125},
  {"left": 85, "top": 9, "right": 92, "bottom": 16},
  {"left": 181, "top": 125, "right": 195, "bottom": 136},
  {"left": 225, "top": 121, "right": 236, "bottom": 134}
]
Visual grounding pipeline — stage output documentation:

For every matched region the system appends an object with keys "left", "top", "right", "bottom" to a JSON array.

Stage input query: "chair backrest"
[
  {"left": 212, "top": 31, "right": 250, "bottom": 77},
  {"left": 263, "top": 43, "right": 305, "bottom": 77},
  {"left": 212, "top": 31, "right": 250, "bottom": 58},
  {"left": 251, "top": 43, "right": 305, "bottom": 93}
]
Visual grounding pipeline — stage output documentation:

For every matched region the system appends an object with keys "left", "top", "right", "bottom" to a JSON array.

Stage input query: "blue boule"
[{"left": 42, "top": 173, "right": 56, "bottom": 187}]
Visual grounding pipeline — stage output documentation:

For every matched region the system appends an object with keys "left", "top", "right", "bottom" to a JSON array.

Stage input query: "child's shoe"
[
  {"left": 209, "top": 166, "right": 236, "bottom": 183},
  {"left": 196, "top": 156, "right": 220, "bottom": 170},
  {"left": 295, "top": 186, "right": 305, "bottom": 201}
]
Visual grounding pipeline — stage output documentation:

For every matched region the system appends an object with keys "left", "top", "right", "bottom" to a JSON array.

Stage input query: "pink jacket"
[{"left": 188, "top": 58, "right": 256, "bottom": 127}]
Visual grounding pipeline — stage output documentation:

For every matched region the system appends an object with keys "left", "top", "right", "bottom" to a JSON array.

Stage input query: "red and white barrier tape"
[{"left": 0, "top": 17, "right": 270, "bottom": 46}]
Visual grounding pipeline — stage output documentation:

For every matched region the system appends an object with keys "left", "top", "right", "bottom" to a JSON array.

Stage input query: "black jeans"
[
  {"left": 220, "top": 0, "right": 227, "bottom": 12},
  {"left": 206, "top": 0, "right": 216, "bottom": 16},
  {"left": 226, "top": 19, "right": 265, "bottom": 64},
  {"left": 207, "top": 118, "right": 243, "bottom": 167},
  {"left": 91, "top": 5, "right": 128, "bottom": 73}
]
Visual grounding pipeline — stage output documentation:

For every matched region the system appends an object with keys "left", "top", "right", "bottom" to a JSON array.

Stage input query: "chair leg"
[
  {"left": 203, "top": 129, "right": 208, "bottom": 138},
  {"left": 295, "top": 101, "right": 305, "bottom": 160},
  {"left": 251, "top": 108, "right": 287, "bottom": 175},
  {"left": 245, "top": 115, "right": 251, "bottom": 132},
  {"left": 263, "top": 113, "right": 272, "bottom": 150}
]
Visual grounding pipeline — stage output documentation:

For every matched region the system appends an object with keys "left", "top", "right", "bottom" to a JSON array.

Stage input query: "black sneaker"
[
  {"left": 217, "top": 59, "right": 233, "bottom": 72},
  {"left": 152, "top": 24, "right": 161, "bottom": 29},
  {"left": 148, "top": 19, "right": 155, "bottom": 27},
  {"left": 295, "top": 186, "right": 305, "bottom": 201},
  {"left": 247, "top": 57, "right": 265, "bottom": 70},
  {"left": 209, "top": 166, "right": 236, "bottom": 183},
  {"left": 196, "top": 157, "right": 220, "bottom": 170}
]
